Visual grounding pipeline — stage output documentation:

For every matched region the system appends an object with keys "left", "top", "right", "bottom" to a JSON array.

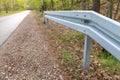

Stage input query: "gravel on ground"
[{"left": 0, "top": 12, "right": 64, "bottom": 80}]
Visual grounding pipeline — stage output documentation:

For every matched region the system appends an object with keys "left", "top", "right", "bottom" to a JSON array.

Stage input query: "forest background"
[{"left": 0, "top": 0, "right": 120, "bottom": 20}]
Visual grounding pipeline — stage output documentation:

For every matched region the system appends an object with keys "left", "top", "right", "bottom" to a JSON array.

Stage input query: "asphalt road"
[{"left": 0, "top": 10, "right": 31, "bottom": 46}]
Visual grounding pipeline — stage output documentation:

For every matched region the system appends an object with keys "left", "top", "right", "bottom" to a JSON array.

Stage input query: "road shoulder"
[{"left": 0, "top": 12, "right": 64, "bottom": 80}]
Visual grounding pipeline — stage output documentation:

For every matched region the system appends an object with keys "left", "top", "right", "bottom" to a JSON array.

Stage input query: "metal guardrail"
[{"left": 44, "top": 11, "right": 120, "bottom": 70}]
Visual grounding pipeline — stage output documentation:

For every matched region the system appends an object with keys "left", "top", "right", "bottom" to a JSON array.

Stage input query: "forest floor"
[{"left": 0, "top": 12, "right": 66, "bottom": 80}]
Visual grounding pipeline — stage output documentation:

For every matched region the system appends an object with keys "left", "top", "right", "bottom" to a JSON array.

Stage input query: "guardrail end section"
[
  {"left": 83, "top": 35, "right": 92, "bottom": 70},
  {"left": 43, "top": 14, "right": 49, "bottom": 27},
  {"left": 45, "top": 18, "right": 49, "bottom": 27}
]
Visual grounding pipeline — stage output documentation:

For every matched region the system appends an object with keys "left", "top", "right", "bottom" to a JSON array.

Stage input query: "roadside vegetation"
[
  {"left": 0, "top": 0, "right": 26, "bottom": 16},
  {"left": 0, "top": 10, "right": 23, "bottom": 16},
  {"left": 99, "top": 51, "right": 120, "bottom": 73}
]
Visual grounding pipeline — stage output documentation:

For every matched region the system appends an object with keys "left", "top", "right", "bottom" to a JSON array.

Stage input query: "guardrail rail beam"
[{"left": 44, "top": 10, "right": 120, "bottom": 70}]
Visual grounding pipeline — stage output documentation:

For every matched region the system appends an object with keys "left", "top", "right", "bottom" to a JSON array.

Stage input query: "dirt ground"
[{"left": 0, "top": 12, "right": 65, "bottom": 80}]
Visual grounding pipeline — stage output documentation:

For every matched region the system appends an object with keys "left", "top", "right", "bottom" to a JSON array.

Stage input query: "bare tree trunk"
[
  {"left": 0, "top": 7, "right": 2, "bottom": 13},
  {"left": 92, "top": 0, "right": 100, "bottom": 12},
  {"left": 42, "top": 0, "right": 46, "bottom": 11},
  {"left": 107, "top": 0, "right": 113, "bottom": 18},
  {"left": 82, "top": 0, "right": 86, "bottom": 10},
  {"left": 86, "top": 0, "right": 91, "bottom": 10},
  {"left": 61, "top": 0, "right": 64, "bottom": 7},
  {"left": 114, "top": 0, "right": 120, "bottom": 19},
  {"left": 67, "top": 0, "right": 70, "bottom": 8},
  {"left": 5, "top": 5, "right": 8, "bottom": 13},
  {"left": 3, "top": 0, "right": 9, "bottom": 13},
  {"left": 50, "top": 0, "right": 54, "bottom": 10},
  {"left": 9, "top": 0, "right": 12, "bottom": 10},
  {"left": 71, "top": 0, "right": 74, "bottom": 7},
  {"left": 0, "top": 0, "right": 1, "bottom": 13},
  {"left": 64, "top": 0, "right": 70, "bottom": 9}
]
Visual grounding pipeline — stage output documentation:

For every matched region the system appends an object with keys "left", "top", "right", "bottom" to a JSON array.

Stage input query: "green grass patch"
[
  {"left": 99, "top": 50, "right": 120, "bottom": 73},
  {"left": 60, "top": 50, "right": 75, "bottom": 65},
  {"left": 57, "top": 30, "right": 84, "bottom": 47},
  {"left": 34, "top": 11, "right": 43, "bottom": 20},
  {"left": 60, "top": 31, "right": 84, "bottom": 42},
  {"left": 0, "top": 10, "right": 23, "bottom": 17},
  {"left": 60, "top": 50, "right": 81, "bottom": 79},
  {"left": 60, "top": 50, "right": 81, "bottom": 67}
]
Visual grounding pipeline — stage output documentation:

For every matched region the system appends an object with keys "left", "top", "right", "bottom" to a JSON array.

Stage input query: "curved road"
[{"left": 0, "top": 10, "right": 31, "bottom": 46}]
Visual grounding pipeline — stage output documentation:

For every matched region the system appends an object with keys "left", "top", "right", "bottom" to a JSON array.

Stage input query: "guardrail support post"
[
  {"left": 45, "top": 18, "right": 49, "bottom": 27},
  {"left": 83, "top": 35, "right": 92, "bottom": 70}
]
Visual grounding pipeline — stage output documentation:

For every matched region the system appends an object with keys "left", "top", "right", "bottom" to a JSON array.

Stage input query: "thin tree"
[
  {"left": 61, "top": 0, "right": 64, "bottom": 7},
  {"left": 107, "top": 0, "right": 113, "bottom": 18},
  {"left": 42, "top": 0, "right": 46, "bottom": 11},
  {"left": 92, "top": 0, "right": 100, "bottom": 12},
  {"left": 81, "top": 0, "right": 86, "bottom": 10},
  {"left": 114, "top": 0, "right": 120, "bottom": 19},
  {"left": 50, "top": 0, "right": 54, "bottom": 10},
  {"left": 71, "top": 0, "right": 74, "bottom": 7},
  {"left": 0, "top": 0, "right": 1, "bottom": 13},
  {"left": 3, "top": 0, "right": 9, "bottom": 13}
]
